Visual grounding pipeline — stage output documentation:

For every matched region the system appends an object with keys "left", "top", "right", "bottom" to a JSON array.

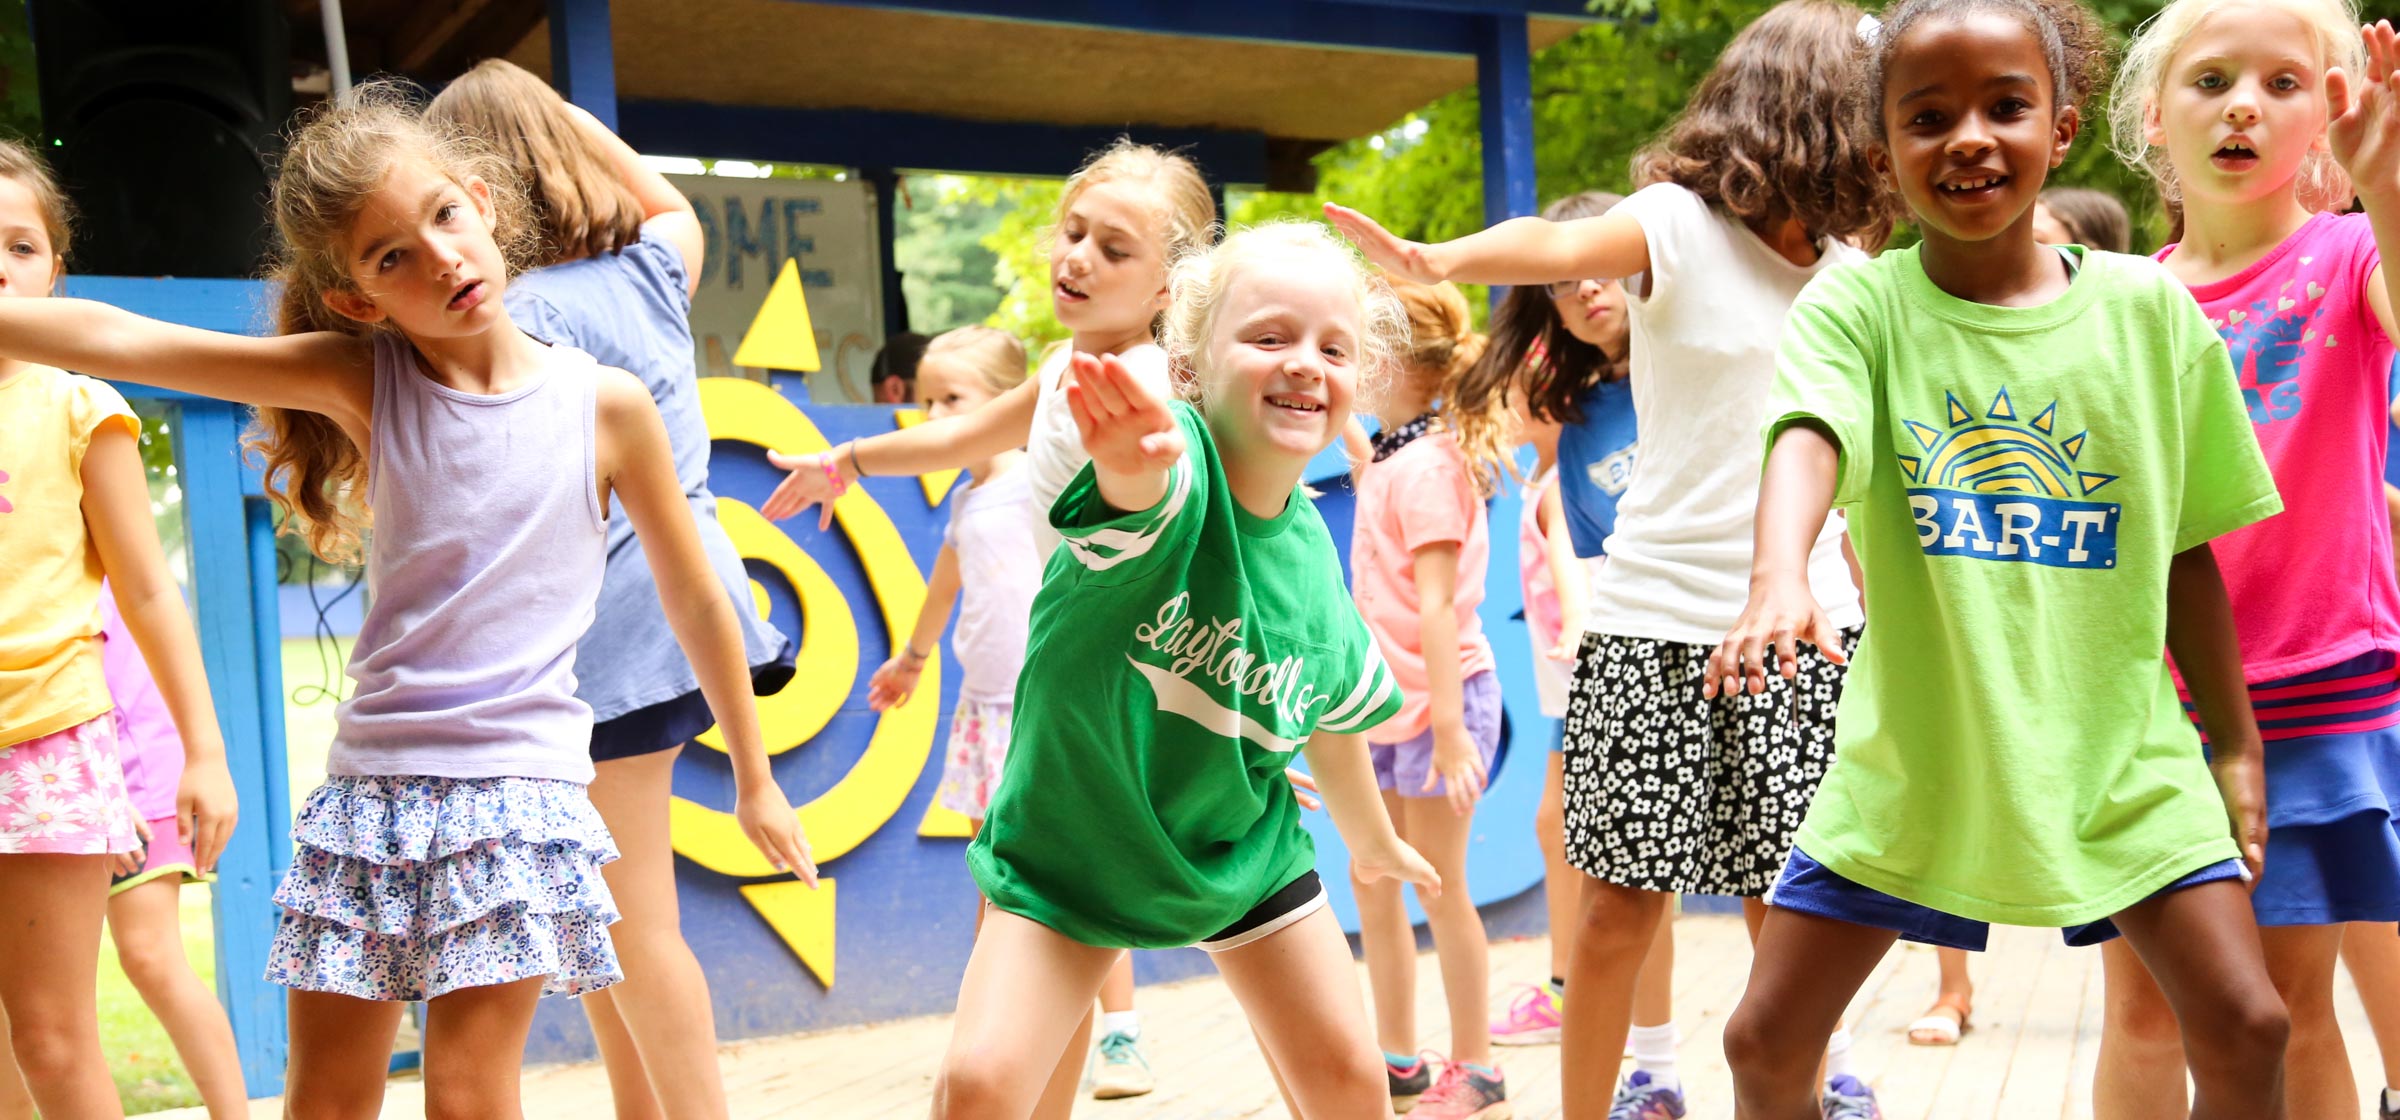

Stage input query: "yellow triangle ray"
[
  {"left": 1903, "top": 420, "right": 1945, "bottom": 450},
  {"left": 1987, "top": 388, "right": 2015, "bottom": 421},
  {"left": 919, "top": 799, "right": 977, "bottom": 838},
  {"left": 2029, "top": 401, "right": 2057, "bottom": 434},
  {"left": 1946, "top": 392, "right": 1972, "bottom": 426},
  {"left": 731, "top": 259, "right": 823, "bottom": 372},
  {"left": 742, "top": 878, "right": 837, "bottom": 988},
  {"left": 895, "top": 409, "right": 963, "bottom": 507},
  {"left": 2079, "top": 472, "right": 2119, "bottom": 495},
  {"left": 2060, "top": 431, "right": 2086, "bottom": 460},
  {"left": 1897, "top": 455, "right": 1922, "bottom": 482}
]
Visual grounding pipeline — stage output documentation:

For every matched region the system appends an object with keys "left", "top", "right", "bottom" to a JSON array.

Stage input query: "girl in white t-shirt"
[
  {"left": 865, "top": 326, "right": 1038, "bottom": 836},
  {"left": 1329, "top": 2, "right": 1887, "bottom": 1114}
]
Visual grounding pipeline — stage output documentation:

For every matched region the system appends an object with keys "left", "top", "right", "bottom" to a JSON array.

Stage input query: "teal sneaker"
[{"left": 1090, "top": 1029, "right": 1153, "bottom": 1100}]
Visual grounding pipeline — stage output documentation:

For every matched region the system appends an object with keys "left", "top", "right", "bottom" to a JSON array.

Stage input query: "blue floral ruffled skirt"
[{"left": 266, "top": 775, "right": 622, "bottom": 1001}]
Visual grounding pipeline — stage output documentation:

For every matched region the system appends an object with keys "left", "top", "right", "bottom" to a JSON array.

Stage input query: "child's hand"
[
  {"left": 176, "top": 754, "right": 237, "bottom": 874},
  {"left": 1323, "top": 203, "right": 1449, "bottom": 284},
  {"left": 1285, "top": 767, "right": 1322, "bottom": 812},
  {"left": 2212, "top": 751, "right": 2269, "bottom": 884},
  {"left": 1066, "top": 352, "right": 1184, "bottom": 476},
  {"left": 736, "top": 780, "right": 818, "bottom": 886},
  {"left": 112, "top": 817, "right": 152, "bottom": 879},
  {"left": 867, "top": 655, "right": 924, "bottom": 711},
  {"left": 1423, "top": 724, "right": 1488, "bottom": 816},
  {"left": 1705, "top": 575, "right": 1849, "bottom": 699},
  {"left": 760, "top": 445, "right": 854, "bottom": 530},
  {"left": 1353, "top": 839, "right": 1443, "bottom": 897},
  {"left": 2329, "top": 21, "right": 2400, "bottom": 204}
]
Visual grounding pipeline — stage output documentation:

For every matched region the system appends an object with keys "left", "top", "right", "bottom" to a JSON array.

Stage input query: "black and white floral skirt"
[{"left": 1560, "top": 627, "right": 1859, "bottom": 897}]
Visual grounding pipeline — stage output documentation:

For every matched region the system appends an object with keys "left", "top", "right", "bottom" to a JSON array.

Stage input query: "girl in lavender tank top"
[{"left": 0, "top": 84, "right": 816, "bottom": 1113}]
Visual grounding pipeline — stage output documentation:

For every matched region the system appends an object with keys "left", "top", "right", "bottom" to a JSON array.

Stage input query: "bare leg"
[
  {"left": 1216, "top": 907, "right": 1393, "bottom": 1120},
  {"left": 2258, "top": 924, "right": 2355, "bottom": 1120},
  {"left": 1909, "top": 947, "right": 1975, "bottom": 1045},
  {"left": 582, "top": 748, "right": 729, "bottom": 1120},
  {"left": 2096, "top": 939, "right": 2189, "bottom": 1120},
  {"left": 1099, "top": 952, "right": 1134, "bottom": 1015},
  {"left": 421, "top": 976, "right": 550, "bottom": 1120},
  {"left": 1631, "top": 906, "right": 1674, "bottom": 1029},
  {"left": 1401, "top": 795, "right": 1491, "bottom": 1066},
  {"left": 107, "top": 877, "right": 248, "bottom": 1116},
  {"left": 2342, "top": 922, "right": 2400, "bottom": 1097},
  {"left": 933, "top": 907, "right": 1121, "bottom": 1120},
  {"left": 1354, "top": 790, "right": 1418, "bottom": 1056},
  {"left": 284, "top": 989, "right": 408, "bottom": 1120},
  {"left": 1559, "top": 877, "right": 1670, "bottom": 1117},
  {"left": 1536, "top": 752, "right": 1577, "bottom": 982},
  {"left": 0, "top": 855, "right": 122, "bottom": 1119},
  {"left": 2109, "top": 879, "right": 2291, "bottom": 1120},
  {"left": 1032, "top": 1009, "right": 1095, "bottom": 1120},
  {"left": 0, "top": 1002, "right": 31, "bottom": 1120},
  {"left": 1722, "top": 907, "right": 1899, "bottom": 1120}
]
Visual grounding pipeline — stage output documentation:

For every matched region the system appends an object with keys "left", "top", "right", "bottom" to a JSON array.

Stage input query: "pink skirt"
[{"left": 0, "top": 714, "right": 141, "bottom": 855}]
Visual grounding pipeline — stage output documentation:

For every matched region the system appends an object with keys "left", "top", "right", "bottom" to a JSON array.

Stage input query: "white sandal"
[{"left": 1906, "top": 995, "right": 1971, "bottom": 1046}]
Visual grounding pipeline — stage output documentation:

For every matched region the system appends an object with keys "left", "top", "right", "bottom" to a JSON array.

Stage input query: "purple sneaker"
[
  {"left": 1822, "top": 1074, "right": 1882, "bottom": 1120},
  {"left": 1608, "top": 1071, "right": 1687, "bottom": 1120}
]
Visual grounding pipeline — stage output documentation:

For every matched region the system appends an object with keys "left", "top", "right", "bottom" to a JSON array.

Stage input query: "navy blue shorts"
[{"left": 1766, "top": 847, "right": 2248, "bottom": 951}]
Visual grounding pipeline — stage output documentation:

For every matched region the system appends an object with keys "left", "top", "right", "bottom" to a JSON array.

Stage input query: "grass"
[{"left": 98, "top": 636, "right": 350, "bottom": 1114}]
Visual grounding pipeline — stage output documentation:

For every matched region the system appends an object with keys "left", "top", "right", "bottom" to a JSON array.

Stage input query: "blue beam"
[
  {"left": 1316, "top": 0, "right": 1600, "bottom": 15},
  {"left": 1475, "top": 14, "right": 1537, "bottom": 305},
  {"left": 793, "top": 0, "right": 1498, "bottom": 55},
  {"left": 62, "top": 276, "right": 291, "bottom": 1094},
  {"left": 865, "top": 167, "right": 908, "bottom": 337},
  {"left": 548, "top": 0, "right": 619, "bottom": 131},
  {"left": 619, "top": 101, "right": 1273, "bottom": 184}
]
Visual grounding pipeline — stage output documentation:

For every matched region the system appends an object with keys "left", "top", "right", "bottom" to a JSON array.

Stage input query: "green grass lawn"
[{"left": 100, "top": 636, "right": 349, "bottom": 1114}]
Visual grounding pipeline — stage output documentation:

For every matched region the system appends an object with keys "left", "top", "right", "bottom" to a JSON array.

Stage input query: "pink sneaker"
[
  {"left": 1490, "top": 984, "right": 1562, "bottom": 1046},
  {"left": 1410, "top": 1062, "right": 1510, "bottom": 1120}
]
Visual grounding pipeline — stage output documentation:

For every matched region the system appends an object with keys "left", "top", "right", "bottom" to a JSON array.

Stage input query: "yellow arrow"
[
  {"left": 741, "top": 878, "right": 837, "bottom": 987},
  {"left": 731, "top": 259, "right": 822, "bottom": 372}
]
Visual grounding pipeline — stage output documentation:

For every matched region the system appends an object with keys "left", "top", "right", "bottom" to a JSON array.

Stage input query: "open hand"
[
  {"left": 1354, "top": 839, "right": 1443, "bottom": 897},
  {"left": 2330, "top": 22, "right": 2400, "bottom": 202},
  {"left": 111, "top": 817, "right": 153, "bottom": 879},
  {"left": 1323, "top": 203, "right": 1448, "bottom": 284},
  {"left": 761, "top": 446, "right": 850, "bottom": 530},
  {"left": 1422, "top": 724, "right": 1488, "bottom": 816},
  {"left": 176, "top": 754, "right": 237, "bottom": 874},
  {"left": 737, "top": 781, "right": 818, "bottom": 886},
  {"left": 1285, "top": 767, "right": 1322, "bottom": 812},
  {"left": 1705, "top": 576, "right": 1848, "bottom": 699},
  {"left": 866, "top": 655, "right": 924, "bottom": 711},
  {"left": 1065, "top": 352, "right": 1184, "bottom": 476},
  {"left": 2212, "top": 751, "right": 2269, "bottom": 885}
]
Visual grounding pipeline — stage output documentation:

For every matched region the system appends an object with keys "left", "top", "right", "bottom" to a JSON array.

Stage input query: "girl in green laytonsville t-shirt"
[
  {"left": 937, "top": 223, "right": 1439, "bottom": 1118},
  {"left": 1701, "top": 0, "right": 2297, "bottom": 1113}
]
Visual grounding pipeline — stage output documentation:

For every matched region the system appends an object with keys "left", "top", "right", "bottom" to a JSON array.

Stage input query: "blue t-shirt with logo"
[{"left": 1554, "top": 376, "right": 1640, "bottom": 558}]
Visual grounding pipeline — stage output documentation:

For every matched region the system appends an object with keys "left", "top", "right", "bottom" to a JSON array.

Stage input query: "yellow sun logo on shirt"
[{"left": 1898, "top": 389, "right": 2122, "bottom": 570}]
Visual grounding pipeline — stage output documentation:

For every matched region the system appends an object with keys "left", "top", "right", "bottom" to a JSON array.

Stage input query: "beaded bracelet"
[{"left": 820, "top": 445, "right": 852, "bottom": 497}]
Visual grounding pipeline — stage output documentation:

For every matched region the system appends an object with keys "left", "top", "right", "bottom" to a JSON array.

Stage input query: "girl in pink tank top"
[
  {"left": 0, "top": 85, "right": 814, "bottom": 1112},
  {"left": 2103, "top": 5, "right": 2400, "bottom": 1115}
]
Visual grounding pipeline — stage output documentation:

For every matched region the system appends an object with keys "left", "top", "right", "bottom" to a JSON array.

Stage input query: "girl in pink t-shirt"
[
  {"left": 2104, "top": 6, "right": 2400, "bottom": 1116},
  {"left": 1345, "top": 275, "right": 1513, "bottom": 1117}
]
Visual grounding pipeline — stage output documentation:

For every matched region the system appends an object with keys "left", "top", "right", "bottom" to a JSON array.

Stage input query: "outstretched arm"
[
  {"left": 2165, "top": 544, "right": 2268, "bottom": 881},
  {"left": 2329, "top": 21, "right": 2400, "bottom": 342},
  {"left": 759, "top": 374, "right": 1041, "bottom": 527},
  {"left": 82, "top": 425, "right": 236, "bottom": 871},
  {"left": 0, "top": 298, "right": 370, "bottom": 426},
  {"left": 1706, "top": 422, "right": 1849, "bottom": 698},
  {"left": 600, "top": 370, "right": 815, "bottom": 883},
  {"left": 1063, "top": 351, "right": 1184, "bottom": 514},
  {"left": 1324, "top": 203, "right": 1652, "bottom": 288}
]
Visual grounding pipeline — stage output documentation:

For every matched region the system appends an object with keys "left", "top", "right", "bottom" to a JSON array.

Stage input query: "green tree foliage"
[{"left": 895, "top": 175, "right": 1010, "bottom": 335}]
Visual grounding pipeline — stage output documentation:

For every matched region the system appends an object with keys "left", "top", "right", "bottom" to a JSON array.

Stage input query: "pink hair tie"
[{"left": 820, "top": 446, "right": 851, "bottom": 497}]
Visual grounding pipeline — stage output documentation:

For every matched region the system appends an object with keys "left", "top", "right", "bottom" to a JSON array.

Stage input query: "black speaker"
[{"left": 29, "top": 0, "right": 289, "bottom": 277}]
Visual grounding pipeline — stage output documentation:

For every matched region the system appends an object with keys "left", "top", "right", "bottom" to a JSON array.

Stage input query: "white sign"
[{"left": 671, "top": 174, "right": 885, "bottom": 403}]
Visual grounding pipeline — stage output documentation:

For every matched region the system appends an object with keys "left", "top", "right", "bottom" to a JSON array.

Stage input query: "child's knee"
[
  {"left": 1721, "top": 1002, "right": 1814, "bottom": 1081},
  {"left": 423, "top": 1080, "right": 509, "bottom": 1120},
  {"left": 114, "top": 941, "right": 185, "bottom": 993},
  {"left": 933, "top": 1050, "right": 1023, "bottom": 1119},
  {"left": 1576, "top": 883, "right": 1664, "bottom": 949},
  {"left": 2183, "top": 988, "right": 2289, "bottom": 1067},
  {"left": 2, "top": 1018, "right": 85, "bottom": 1082}
]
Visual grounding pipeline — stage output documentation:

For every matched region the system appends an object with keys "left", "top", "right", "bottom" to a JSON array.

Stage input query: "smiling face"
[
  {"left": 2145, "top": 3, "right": 2327, "bottom": 210},
  {"left": 1878, "top": 10, "right": 2077, "bottom": 245},
  {"left": 0, "top": 176, "right": 61, "bottom": 301},
  {"left": 1197, "top": 250, "right": 1366, "bottom": 468},
  {"left": 1549, "top": 276, "right": 1629, "bottom": 357},
  {"left": 1049, "top": 178, "right": 1173, "bottom": 339},
  {"left": 323, "top": 158, "right": 512, "bottom": 340}
]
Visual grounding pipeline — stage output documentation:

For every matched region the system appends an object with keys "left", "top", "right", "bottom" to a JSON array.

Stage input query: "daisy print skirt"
[
  {"left": 266, "top": 774, "right": 623, "bottom": 1001},
  {"left": 0, "top": 714, "right": 140, "bottom": 855}
]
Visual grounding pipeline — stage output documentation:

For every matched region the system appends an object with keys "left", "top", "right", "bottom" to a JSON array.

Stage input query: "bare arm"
[
  {"left": 2165, "top": 544, "right": 2268, "bottom": 879},
  {"left": 563, "top": 102, "right": 706, "bottom": 296},
  {"left": 1706, "top": 422, "right": 1847, "bottom": 698},
  {"left": 759, "top": 375, "right": 1042, "bottom": 525},
  {"left": 1411, "top": 542, "right": 1483, "bottom": 815},
  {"left": 1301, "top": 729, "right": 1439, "bottom": 894},
  {"left": 867, "top": 543, "right": 961, "bottom": 711},
  {"left": 0, "top": 298, "right": 370, "bottom": 428},
  {"left": 599, "top": 370, "right": 815, "bottom": 883},
  {"left": 81, "top": 425, "right": 236, "bottom": 869},
  {"left": 1324, "top": 204, "right": 1653, "bottom": 288},
  {"left": 1062, "top": 352, "right": 1181, "bottom": 515},
  {"left": 2330, "top": 25, "right": 2400, "bottom": 342}
]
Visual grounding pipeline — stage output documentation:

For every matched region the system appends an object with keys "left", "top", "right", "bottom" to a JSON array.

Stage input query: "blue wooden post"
[
  {"left": 64, "top": 277, "right": 293, "bottom": 1094},
  {"left": 1474, "top": 13, "right": 1537, "bottom": 305},
  {"left": 865, "top": 167, "right": 908, "bottom": 338},
  {"left": 548, "top": 0, "right": 619, "bottom": 131}
]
